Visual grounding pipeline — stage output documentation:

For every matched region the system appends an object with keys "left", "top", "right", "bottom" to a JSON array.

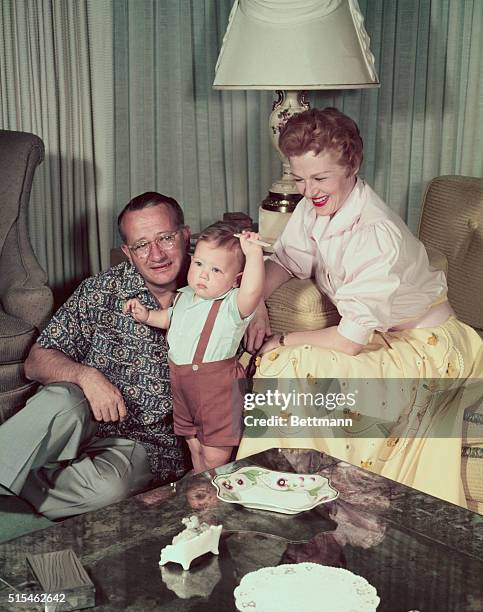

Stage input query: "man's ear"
[
  {"left": 121, "top": 244, "right": 133, "bottom": 265},
  {"left": 233, "top": 272, "right": 243, "bottom": 288}
]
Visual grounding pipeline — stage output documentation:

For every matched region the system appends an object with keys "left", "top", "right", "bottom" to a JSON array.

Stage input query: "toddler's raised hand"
[
  {"left": 238, "top": 230, "right": 263, "bottom": 256},
  {"left": 123, "top": 298, "right": 150, "bottom": 323}
]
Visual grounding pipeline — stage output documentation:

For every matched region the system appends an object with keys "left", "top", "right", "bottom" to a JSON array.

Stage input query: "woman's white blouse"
[{"left": 269, "top": 178, "right": 448, "bottom": 345}]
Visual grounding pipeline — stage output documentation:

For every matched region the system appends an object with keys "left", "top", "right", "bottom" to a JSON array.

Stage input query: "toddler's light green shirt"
[{"left": 167, "top": 286, "right": 254, "bottom": 365}]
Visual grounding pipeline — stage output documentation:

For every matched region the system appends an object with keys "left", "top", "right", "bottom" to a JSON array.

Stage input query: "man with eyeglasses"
[{"left": 0, "top": 192, "right": 192, "bottom": 519}]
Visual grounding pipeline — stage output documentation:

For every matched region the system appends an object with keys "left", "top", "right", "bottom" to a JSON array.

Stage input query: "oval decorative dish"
[{"left": 212, "top": 466, "right": 338, "bottom": 514}]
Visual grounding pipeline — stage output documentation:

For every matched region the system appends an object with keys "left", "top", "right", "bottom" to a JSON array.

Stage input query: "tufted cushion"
[{"left": 419, "top": 176, "right": 483, "bottom": 329}]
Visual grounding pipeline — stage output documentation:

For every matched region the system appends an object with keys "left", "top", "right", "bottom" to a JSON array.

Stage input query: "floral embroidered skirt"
[{"left": 237, "top": 317, "right": 483, "bottom": 507}]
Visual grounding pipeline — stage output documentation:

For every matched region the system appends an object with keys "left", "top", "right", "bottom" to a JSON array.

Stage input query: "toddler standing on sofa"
[{"left": 124, "top": 222, "right": 264, "bottom": 472}]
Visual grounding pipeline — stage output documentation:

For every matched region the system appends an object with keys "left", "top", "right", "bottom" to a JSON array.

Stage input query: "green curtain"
[
  {"left": 112, "top": 0, "right": 279, "bottom": 237},
  {"left": 1, "top": 0, "right": 481, "bottom": 295},
  {"left": 0, "top": 0, "right": 114, "bottom": 302},
  {"left": 112, "top": 0, "right": 482, "bottom": 238}
]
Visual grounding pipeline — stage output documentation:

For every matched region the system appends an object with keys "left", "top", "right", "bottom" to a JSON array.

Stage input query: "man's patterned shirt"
[{"left": 37, "top": 262, "right": 189, "bottom": 482}]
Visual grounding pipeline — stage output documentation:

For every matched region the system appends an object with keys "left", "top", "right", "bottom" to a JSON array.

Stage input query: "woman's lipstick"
[{"left": 312, "top": 195, "right": 329, "bottom": 207}]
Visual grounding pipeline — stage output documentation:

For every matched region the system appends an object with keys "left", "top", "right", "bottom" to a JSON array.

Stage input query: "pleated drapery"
[
  {"left": 0, "top": 0, "right": 113, "bottom": 301},
  {"left": 112, "top": 1, "right": 280, "bottom": 236},
  {"left": 1, "top": 0, "right": 482, "bottom": 295}
]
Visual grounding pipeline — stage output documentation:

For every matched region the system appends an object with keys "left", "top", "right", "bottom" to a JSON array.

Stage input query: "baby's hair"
[{"left": 196, "top": 221, "right": 245, "bottom": 271}]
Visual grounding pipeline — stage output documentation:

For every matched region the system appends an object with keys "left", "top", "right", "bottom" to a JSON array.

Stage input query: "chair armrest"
[
  {"left": 0, "top": 212, "right": 53, "bottom": 330},
  {"left": 3, "top": 285, "right": 53, "bottom": 330},
  {"left": 267, "top": 278, "right": 340, "bottom": 334}
]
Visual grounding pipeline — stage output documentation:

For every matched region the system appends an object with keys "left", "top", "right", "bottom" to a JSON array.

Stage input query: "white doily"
[{"left": 234, "top": 563, "right": 379, "bottom": 612}]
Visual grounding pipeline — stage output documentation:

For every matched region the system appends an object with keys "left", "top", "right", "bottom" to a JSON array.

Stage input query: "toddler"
[{"left": 124, "top": 222, "right": 264, "bottom": 472}]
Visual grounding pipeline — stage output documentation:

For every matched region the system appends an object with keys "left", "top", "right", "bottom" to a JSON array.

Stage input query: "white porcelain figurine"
[{"left": 159, "top": 516, "right": 223, "bottom": 571}]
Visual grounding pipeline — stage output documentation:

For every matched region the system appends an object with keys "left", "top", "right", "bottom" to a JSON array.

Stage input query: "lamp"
[{"left": 213, "top": 0, "right": 379, "bottom": 242}]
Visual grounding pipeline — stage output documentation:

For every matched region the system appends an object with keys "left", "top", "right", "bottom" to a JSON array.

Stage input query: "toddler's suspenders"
[{"left": 192, "top": 300, "right": 223, "bottom": 365}]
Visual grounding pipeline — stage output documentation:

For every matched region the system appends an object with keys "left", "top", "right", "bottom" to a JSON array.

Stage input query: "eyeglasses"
[{"left": 128, "top": 228, "right": 182, "bottom": 259}]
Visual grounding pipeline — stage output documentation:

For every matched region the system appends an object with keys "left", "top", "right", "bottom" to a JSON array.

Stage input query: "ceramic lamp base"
[{"left": 259, "top": 205, "right": 296, "bottom": 245}]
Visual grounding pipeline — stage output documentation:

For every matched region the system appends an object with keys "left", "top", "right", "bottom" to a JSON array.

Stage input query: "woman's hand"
[
  {"left": 244, "top": 300, "right": 272, "bottom": 353},
  {"left": 258, "top": 334, "right": 282, "bottom": 356},
  {"left": 123, "top": 298, "right": 149, "bottom": 323}
]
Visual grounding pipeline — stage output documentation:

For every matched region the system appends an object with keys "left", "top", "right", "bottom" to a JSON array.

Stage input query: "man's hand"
[
  {"left": 24, "top": 344, "right": 128, "bottom": 422},
  {"left": 123, "top": 298, "right": 150, "bottom": 323},
  {"left": 244, "top": 300, "right": 272, "bottom": 353},
  {"left": 78, "top": 367, "right": 127, "bottom": 422}
]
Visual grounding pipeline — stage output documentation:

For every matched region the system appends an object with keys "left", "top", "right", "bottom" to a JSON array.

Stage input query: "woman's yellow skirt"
[{"left": 237, "top": 317, "right": 482, "bottom": 507}]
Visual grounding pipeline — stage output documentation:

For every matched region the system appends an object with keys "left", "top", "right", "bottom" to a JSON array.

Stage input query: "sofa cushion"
[{"left": 0, "top": 310, "right": 37, "bottom": 364}]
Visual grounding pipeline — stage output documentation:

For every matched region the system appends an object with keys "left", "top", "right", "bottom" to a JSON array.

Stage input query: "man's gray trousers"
[{"left": 0, "top": 383, "right": 152, "bottom": 519}]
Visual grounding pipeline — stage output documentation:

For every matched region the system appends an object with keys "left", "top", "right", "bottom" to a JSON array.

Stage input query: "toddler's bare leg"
[
  {"left": 200, "top": 444, "right": 233, "bottom": 471},
  {"left": 186, "top": 436, "right": 205, "bottom": 473}
]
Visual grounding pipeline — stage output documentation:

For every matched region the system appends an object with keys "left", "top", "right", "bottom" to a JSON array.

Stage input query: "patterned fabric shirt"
[{"left": 37, "top": 262, "right": 189, "bottom": 482}]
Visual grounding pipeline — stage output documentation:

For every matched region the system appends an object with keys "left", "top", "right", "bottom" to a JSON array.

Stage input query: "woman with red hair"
[{"left": 241, "top": 107, "right": 482, "bottom": 507}]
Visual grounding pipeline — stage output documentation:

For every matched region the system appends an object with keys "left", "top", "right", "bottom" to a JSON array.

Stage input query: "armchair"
[{"left": 0, "top": 130, "right": 53, "bottom": 423}]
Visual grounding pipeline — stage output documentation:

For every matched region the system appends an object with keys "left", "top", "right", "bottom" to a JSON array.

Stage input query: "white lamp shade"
[{"left": 214, "top": 0, "right": 379, "bottom": 90}]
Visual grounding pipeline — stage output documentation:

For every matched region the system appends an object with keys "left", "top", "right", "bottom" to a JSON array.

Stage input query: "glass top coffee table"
[{"left": 0, "top": 448, "right": 482, "bottom": 611}]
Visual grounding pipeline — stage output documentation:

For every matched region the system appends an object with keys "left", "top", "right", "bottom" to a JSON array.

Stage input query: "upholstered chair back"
[
  {"left": 418, "top": 175, "right": 483, "bottom": 332},
  {"left": 0, "top": 130, "right": 53, "bottom": 423}
]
